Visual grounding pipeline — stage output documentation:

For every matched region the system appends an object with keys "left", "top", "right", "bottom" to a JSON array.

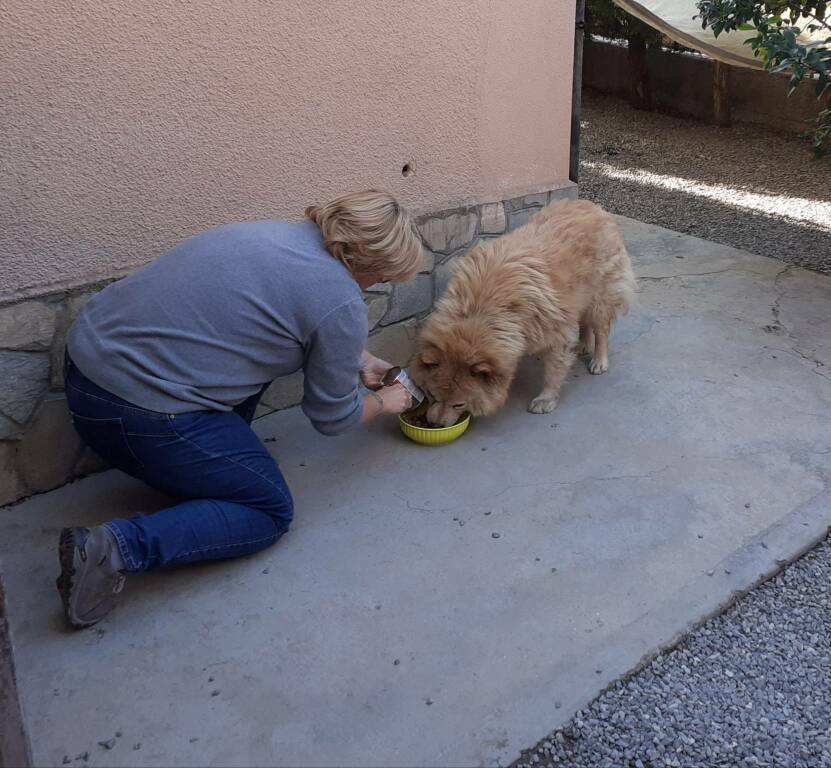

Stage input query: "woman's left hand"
[{"left": 360, "top": 351, "right": 393, "bottom": 391}]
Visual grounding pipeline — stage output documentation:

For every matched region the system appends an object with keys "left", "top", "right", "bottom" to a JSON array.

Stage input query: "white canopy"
[{"left": 614, "top": 0, "right": 825, "bottom": 68}]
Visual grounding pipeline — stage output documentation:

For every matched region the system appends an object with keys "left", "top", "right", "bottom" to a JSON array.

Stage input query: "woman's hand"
[
  {"left": 361, "top": 383, "right": 412, "bottom": 423},
  {"left": 360, "top": 350, "right": 393, "bottom": 391},
  {"left": 378, "top": 383, "right": 412, "bottom": 414}
]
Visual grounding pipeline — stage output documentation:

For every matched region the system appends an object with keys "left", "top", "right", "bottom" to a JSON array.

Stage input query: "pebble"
[
  {"left": 578, "top": 92, "right": 831, "bottom": 274},
  {"left": 62, "top": 757, "right": 71, "bottom": 764},
  {"left": 75, "top": 752, "right": 89, "bottom": 762},
  {"left": 394, "top": 659, "right": 400, "bottom": 666},
  {"left": 514, "top": 534, "right": 831, "bottom": 767},
  {"left": 211, "top": 689, "right": 220, "bottom": 697},
  {"left": 98, "top": 739, "right": 115, "bottom": 750},
  {"left": 492, "top": 532, "right": 501, "bottom": 539}
]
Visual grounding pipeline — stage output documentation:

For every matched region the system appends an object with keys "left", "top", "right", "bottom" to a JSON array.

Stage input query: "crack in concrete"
[
  {"left": 765, "top": 345, "right": 831, "bottom": 384},
  {"left": 391, "top": 492, "right": 457, "bottom": 515},
  {"left": 763, "top": 265, "right": 831, "bottom": 383},
  {"left": 638, "top": 267, "right": 749, "bottom": 282},
  {"left": 491, "top": 466, "right": 671, "bottom": 501},
  {"left": 769, "top": 264, "right": 795, "bottom": 335},
  {"left": 391, "top": 467, "right": 673, "bottom": 514},
  {"left": 615, "top": 317, "right": 659, "bottom": 349}
]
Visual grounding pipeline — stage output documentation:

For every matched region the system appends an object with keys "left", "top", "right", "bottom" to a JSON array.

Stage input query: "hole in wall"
[{"left": 401, "top": 162, "right": 416, "bottom": 178}]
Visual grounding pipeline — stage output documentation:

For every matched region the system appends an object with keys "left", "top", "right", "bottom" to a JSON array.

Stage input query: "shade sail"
[{"left": 614, "top": 0, "right": 826, "bottom": 68}]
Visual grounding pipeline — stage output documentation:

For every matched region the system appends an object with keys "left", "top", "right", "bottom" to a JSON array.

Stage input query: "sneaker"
[{"left": 56, "top": 526, "right": 126, "bottom": 629}]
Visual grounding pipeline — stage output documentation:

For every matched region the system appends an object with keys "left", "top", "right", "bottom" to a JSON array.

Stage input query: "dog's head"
[{"left": 410, "top": 316, "right": 517, "bottom": 426}]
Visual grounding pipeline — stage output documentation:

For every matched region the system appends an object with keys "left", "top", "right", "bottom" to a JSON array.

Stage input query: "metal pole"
[{"left": 569, "top": 0, "right": 586, "bottom": 184}]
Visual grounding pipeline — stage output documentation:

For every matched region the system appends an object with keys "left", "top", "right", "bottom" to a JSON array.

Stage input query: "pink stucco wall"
[{"left": 1, "top": 0, "right": 574, "bottom": 301}]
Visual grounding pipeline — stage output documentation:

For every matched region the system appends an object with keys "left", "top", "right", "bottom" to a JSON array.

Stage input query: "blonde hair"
[{"left": 306, "top": 190, "right": 423, "bottom": 283}]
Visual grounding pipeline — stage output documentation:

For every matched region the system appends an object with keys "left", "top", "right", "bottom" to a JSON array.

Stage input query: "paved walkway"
[
  {"left": 1, "top": 218, "right": 830, "bottom": 767},
  {"left": 513, "top": 535, "right": 831, "bottom": 768}
]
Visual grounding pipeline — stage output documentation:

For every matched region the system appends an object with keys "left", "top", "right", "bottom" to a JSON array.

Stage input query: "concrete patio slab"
[{"left": 1, "top": 217, "right": 830, "bottom": 767}]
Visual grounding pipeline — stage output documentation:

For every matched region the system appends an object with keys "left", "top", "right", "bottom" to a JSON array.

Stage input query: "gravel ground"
[
  {"left": 578, "top": 91, "right": 831, "bottom": 273},
  {"left": 512, "top": 535, "right": 831, "bottom": 768}
]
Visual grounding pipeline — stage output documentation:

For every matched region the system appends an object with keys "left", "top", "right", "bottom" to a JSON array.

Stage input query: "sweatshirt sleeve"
[{"left": 301, "top": 299, "right": 368, "bottom": 436}]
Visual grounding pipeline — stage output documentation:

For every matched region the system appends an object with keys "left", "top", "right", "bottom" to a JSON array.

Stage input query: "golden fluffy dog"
[{"left": 410, "top": 199, "right": 635, "bottom": 426}]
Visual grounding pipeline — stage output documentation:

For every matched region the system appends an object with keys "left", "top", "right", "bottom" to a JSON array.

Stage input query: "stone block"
[
  {"left": 17, "top": 394, "right": 84, "bottom": 494},
  {"left": 0, "top": 441, "right": 24, "bottom": 507},
  {"left": 0, "top": 414, "right": 19, "bottom": 441},
  {"left": 365, "top": 295, "right": 388, "bottom": 330},
  {"left": 0, "top": 352, "right": 49, "bottom": 431},
  {"left": 505, "top": 192, "right": 548, "bottom": 212},
  {"left": 549, "top": 182, "right": 579, "bottom": 202},
  {"left": 366, "top": 320, "right": 418, "bottom": 367},
  {"left": 419, "top": 251, "right": 436, "bottom": 274},
  {"left": 73, "top": 447, "right": 110, "bottom": 477},
  {"left": 418, "top": 211, "right": 477, "bottom": 254},
  {"left": 364, "top": 283, "right": 392, "bottom": 294},
  {"left": 261, "top": 371, "right": 304, "bottom": 412},
  {"left": 480, "top": 203, "right": 507, "bottom": 235},
  {"left": 435, "top": 256, "right": 461, "bottom": 298},
  {"left": 507, "top": 208, "right": 536, "bottom": 232},
  {"left": 0, "top": 300, "right": 58, "bottom": 352},
  {"left": 50, "top": 292, "right": 94, "bottom": 389},
  {"left": 383, "top": 276, "right": 433, "bottom": 325},
  {"left": 255, "top": 403, "right": 274, "bottom": 420}
]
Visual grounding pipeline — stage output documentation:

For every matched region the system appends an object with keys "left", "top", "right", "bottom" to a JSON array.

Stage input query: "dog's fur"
[{"left": 410, "top": 199, "right": 636, "bottom": 426}]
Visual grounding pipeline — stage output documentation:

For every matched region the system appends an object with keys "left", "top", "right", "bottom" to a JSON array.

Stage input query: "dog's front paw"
[
  {"left": 588, "top": 357, "right": 608, "bottom": 375},
  {"left": 528, "top": 396, "right": 558, "bottom": 414}
]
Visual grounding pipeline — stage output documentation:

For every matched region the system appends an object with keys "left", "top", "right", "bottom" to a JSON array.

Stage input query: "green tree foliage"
[
  {"left": 585, "top": 0, "right": 665, "bottom": 44},
  {"left": 586, "top": 0, "right": 666, "bottom": 109},
  {"left": 697, "top": 0, "right": 831, "bottom": 156}
]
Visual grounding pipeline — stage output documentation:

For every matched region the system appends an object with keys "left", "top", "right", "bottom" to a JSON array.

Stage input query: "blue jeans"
[{"left": 64, "top": 356, "right": 293, "bottom": 571}]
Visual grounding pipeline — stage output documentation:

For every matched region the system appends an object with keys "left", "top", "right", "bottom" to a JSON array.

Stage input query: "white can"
[{"left": 382, "top": 366, "right": 425, "bottom": 405}]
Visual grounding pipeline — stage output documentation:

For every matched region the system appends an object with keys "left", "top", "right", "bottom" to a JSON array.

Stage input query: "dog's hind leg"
[
  {"left": 576, "top": 323, "right": 594, "bottom": 356},
  {"left": 588, "top": 322, "right": 610, "bottom": 375},
  {"left": 528, "top": 343, "right": 576, "bottom": 413}
]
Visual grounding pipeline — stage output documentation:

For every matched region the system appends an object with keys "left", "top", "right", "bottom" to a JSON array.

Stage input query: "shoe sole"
[{"left": 56, "top": 528, "right": 94, "bottom": 630}]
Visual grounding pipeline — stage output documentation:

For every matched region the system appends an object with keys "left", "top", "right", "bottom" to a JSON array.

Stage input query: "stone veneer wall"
[{"left": 0, "top": 184, "right": 576, "bottom": 507}]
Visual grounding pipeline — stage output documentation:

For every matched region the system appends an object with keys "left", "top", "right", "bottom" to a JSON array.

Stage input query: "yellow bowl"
[{"left": 398, "top": 402, "right": 471, "bottom": 446}]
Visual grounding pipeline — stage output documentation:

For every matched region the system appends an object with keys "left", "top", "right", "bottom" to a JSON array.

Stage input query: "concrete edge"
[{"left": 510, "top": 491, "right": 831, "bottom": 766}]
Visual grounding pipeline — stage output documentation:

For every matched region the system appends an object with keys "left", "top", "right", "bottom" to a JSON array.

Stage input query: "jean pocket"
[{"left": 70, "top": 414, "right": 144, "bottom": 473}]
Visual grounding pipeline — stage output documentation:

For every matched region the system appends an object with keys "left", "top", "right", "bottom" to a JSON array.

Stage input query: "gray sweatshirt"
[{"left": 68, "top": 219, "right": 367, "bottom": 435}]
